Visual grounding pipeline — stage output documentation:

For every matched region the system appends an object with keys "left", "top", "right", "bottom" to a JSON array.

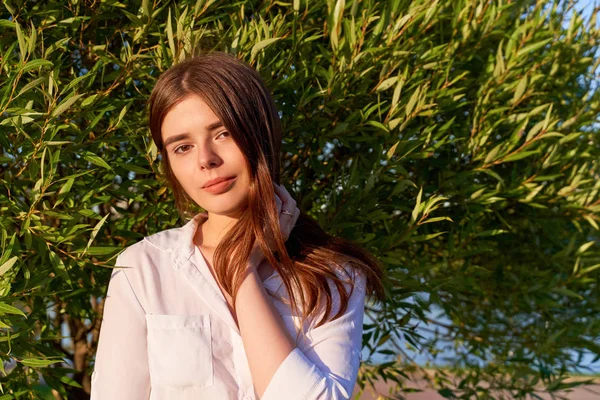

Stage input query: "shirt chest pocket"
[{"left": 146, "top": 314, "right": 214, "bottom": 390}]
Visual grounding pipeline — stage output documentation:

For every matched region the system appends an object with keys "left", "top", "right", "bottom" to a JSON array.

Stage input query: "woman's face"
[{"left": 161, "top": 95, "right": 251, "bottom": 216}]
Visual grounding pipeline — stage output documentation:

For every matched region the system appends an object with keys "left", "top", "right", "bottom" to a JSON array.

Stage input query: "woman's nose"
[{"left": 198, "top": 146, "right": 222, "bottom": 170}]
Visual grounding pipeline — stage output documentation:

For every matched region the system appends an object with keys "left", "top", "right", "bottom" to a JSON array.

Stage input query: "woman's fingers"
[
  {"left": 273, "top": 184, "right": 298, "bottom": 241},
  {"left": 274, "top": 184, "right": 296, "bottom": 211},
  {"left": 291, "top": 206, "right": 300, "bottom": 234},
  {"left": 274, "top": 191, "right": 282, "bottom": 214}
]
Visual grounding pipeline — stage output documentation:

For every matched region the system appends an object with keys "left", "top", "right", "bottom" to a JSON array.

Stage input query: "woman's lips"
[{"left": 202, "top": 177, "right": 237, "bottom": 194}]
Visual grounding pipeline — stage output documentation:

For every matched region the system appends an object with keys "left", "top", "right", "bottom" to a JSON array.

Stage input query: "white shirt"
[{"left": 91, "top": 212, "right": 367, "bottom": 400}]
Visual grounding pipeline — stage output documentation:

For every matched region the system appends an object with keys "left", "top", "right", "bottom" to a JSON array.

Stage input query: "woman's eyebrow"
[
  {"left": 163, "top": 133, "right": 191, "bottom": 148},
  {"left": 163, "top": 122, "right": 224, "bottom": 148},
  {"left": 206, "top": 121, "right": 224, "bottom": 131}
]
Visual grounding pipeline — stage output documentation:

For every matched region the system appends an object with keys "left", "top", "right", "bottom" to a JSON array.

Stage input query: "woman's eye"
[
  {"left": 217, "top": 131, "right": 230, "bottom": 139},
  {"left": 174, "top": 144, "right": 192, "bottom": 154}
]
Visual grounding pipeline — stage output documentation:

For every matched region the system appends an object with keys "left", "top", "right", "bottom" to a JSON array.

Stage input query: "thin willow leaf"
[
  {"left": 251, "top": 37, "right": 281, "bottom": 59},
  {"left": 51, "top": 94, "right": 84, "bottom": 118},
  {"left": 82, "top": 214, "right": 111, "bottom": 257}
]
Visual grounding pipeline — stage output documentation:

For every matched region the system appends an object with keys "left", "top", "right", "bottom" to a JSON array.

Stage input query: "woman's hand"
[
  {"left": 248, "top": 184, "right": 300, "bottom": 268},
  {"left": 273, "top": 184, "right": 300, "bottom": 243}
]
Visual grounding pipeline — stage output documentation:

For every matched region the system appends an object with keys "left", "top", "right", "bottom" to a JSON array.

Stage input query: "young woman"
[{"left": 91, "top": 52, "right": 385, "bottom": 400}]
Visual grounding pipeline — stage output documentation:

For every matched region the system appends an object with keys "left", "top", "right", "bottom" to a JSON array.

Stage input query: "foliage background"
[{"left": 0, "top": 0, "right": 599, "bottom": 398}]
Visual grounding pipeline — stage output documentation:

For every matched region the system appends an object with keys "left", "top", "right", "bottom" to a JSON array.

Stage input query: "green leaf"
[
  {"left": 142, "top": 0, "right": 151, "bottom": 17},
  {"left": 543, "top": 103, "right": 554, "bottom": 131},
  {"left": 552, "top": 287, "right": 583, "bottom": 300},
  {"left": 60, "top": 375, "right": 83, "bottom": 388},
  {"left": 583, "top": 215, "right": 599, "bottom": 230},
  {"left": 74, "top": 247, "right": 121, "bottom": 256},
  {"left": 376, "top": 77, "right": 398, "bottom": 92},
  {"left": 0, "top": 257, "right": 18, "bottom": 276},
  {"left": 366, "top": 120, "right": 389, "bottom": 132},
  {"left": 576, "top": 241, "right": 594, "bottom": 255},
  {"left": 27, "top": 21, "right": 37, "bottom": 57},
  {"left": 82, "top": 214, "right": 111, "bottom": 257},
  {"left": 114, "top": 162, "right": 151, "bottom": 174},
  {"left": 411, "top": 186, "right": 423, "bottom": 223},
  {"left": 15, "top": 20, "right": 26, "bottom": 61},
  {"left": 513, "top": 75, "right": 528, "bottom": 104},
  {"left": 405, "top": 86, "right": 420, "bottom": 117},
  {"left": 45, "top": 141, "right": 73, "bottom": 146},
  {"left": 0, "top": 303, "right": 26, "bottom": 318},
  {"left": 475, "top": 229, "right": 509, "bottom": 237},
  {"left": 559, "top": 132, "right": 583, "bottom": 144},
  {"left": 83, "top": 153, "right": 112, "bottom": 170},
  {"left": 577, "top": 264, "right": 600, "bottom": 277},
  {"left": 51, "top": 94, "right": 84, "bottom": 118},
  {"left": 484, "top": 143, "right": 503, "bottom": 164},
  {"left": 411, "top": 231, "right": 447, "bottom": 242},
  {"left": 16, "top": 76, "right": 45, "bottom": 98},
  {"left": 166, "top": 7, "right": 176, "bottom": 60},
  {"left": 502, "top": 150, "right": 538, "bottom": 163},
  {"left": 525, "top": 120, "right": 545, "bottom": 142},
  {"left": 330, "top": 0, "right": 345, "bottom": 50},
  {"left": 251, "top": 38, "right": 281, "bottom": 59},
  {"left": 494, "top": 41, "right": 505, "bottom": 77},
  {"left": 421, "top": 216, "right": 454, "bottom": 224},
  {"left": 81, "top": 94, "right": 98, "bottom": 107},
  {"left": 387, "top": 141, "right": 399, "bottom": 159},
  {"left": 49, "top": 251, "right": 71, "bottom": 286},
  {"left": 20, "top": 358, "right": 62, "bottom": 368},
  {"left": 0, "top": 333, "right": 22, "bottom": 343},
  {"left": 19, "top": 59, "right": 52, "bottom": 74},
  {"left": 516, "top": 38, "right": 552, "bottom": 58}
]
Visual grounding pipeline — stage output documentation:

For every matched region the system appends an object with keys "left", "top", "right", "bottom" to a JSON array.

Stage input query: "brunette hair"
[{"left": 148, "top": 51, "right": 386, "bottom": 333}]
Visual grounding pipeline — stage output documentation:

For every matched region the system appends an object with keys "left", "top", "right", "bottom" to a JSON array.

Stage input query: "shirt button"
[{"left": 242, "top": 395, "right": 253, "bottom": 400}]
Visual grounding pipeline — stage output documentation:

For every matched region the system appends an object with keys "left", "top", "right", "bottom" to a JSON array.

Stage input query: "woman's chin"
[{"left": 200, "top": 202, "right": 247, "bottom": 218}]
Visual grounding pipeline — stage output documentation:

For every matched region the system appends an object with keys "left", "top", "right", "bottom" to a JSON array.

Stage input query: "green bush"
[{"left": 0, "top": 0, "right": 598, "bottom": 398}]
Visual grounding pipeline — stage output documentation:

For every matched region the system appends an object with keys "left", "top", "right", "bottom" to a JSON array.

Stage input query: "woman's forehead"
[{"left": 161, "top": 97, "right": 223, "bottom": 141}]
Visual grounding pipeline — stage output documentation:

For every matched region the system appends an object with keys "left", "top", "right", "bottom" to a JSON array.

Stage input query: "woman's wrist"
[{"left": 235, "top": 264, "right": 263, "bottom": 310}]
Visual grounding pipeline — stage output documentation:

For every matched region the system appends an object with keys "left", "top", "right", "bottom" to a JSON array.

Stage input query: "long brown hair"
[{"left": 148, "top": 51, "right": 386, "bottom": 334}]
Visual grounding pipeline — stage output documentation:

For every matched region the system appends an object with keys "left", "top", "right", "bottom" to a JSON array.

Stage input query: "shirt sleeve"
[
  {"left": 260, "top": 266, "right": 367, "bottom": 400},
  {"left": 91, "top": 249, "right": 150, "bottom": 400}
]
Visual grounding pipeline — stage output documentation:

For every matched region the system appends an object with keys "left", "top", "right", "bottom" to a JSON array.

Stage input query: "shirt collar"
[
  {"left": 144, "top": 212, "right": 283, "bottom": 290},
  {"left": 144, "top": 211, "right": 208, "bottom": 269}
]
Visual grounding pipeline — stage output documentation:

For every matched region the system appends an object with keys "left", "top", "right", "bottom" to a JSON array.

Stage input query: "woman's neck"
[
  {"left": 193, "top": 211, "right": 276, "bottom": 283},
  {"left": 195, "top": 212, "right": 240, "bottom": 249}
]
